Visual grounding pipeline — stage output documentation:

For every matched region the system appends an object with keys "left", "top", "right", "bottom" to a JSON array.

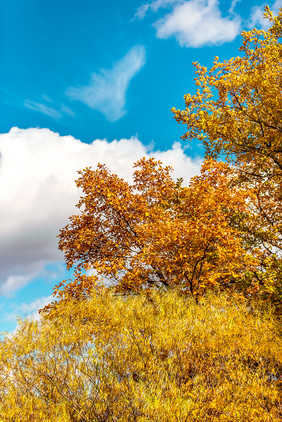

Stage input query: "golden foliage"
[
  {"left": 172, "top": 7, "right": 282, "bottom": 175},
  {"left": 1, "top": 290, "right": 281, "bottom": 421},
  {"left": 172, "top": 7, "right": 282, "bottom": 305},
  {"left": 55, "top": 158, "right": 254, "bottom": 302},
  {"left": 2, "top": 9, "right": 282, "bottom": 421}
]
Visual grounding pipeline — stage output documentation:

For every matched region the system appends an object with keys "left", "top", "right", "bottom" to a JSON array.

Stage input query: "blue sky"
[{"left": 1, "top": 0, "right": 281, "bottom": 332}]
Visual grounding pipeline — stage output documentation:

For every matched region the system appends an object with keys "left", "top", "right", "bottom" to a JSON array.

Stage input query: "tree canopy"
[
  {"left": 172, "top": 6, "right": 282, "bottom": 178},
  {"left": 55, "top": 158, "right": 255, "bottom": 302},
  {"left": 172, "top": 7, "right": 282, "bottom": 306}
]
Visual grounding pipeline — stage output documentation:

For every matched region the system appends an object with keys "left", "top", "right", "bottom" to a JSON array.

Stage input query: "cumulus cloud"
[
  {"left": 136, "top": 0, "right": 280, "bottom": 46},
  {"left": 155, "top": 0, "right": 241, "bottom": 47},
  {"left": 0, "top": 127, "right": 202, "bottom": 294},
  {"left": 66, "top": 45, "right": 146, "bottom": 122},
  {"left": 135, "top": 0, "right": 241, "bottom": 47}
]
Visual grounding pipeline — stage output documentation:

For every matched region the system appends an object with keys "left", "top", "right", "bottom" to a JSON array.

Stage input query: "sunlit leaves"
[
  {"left": 172, "top": 7, "right": 282, "bottom": 305},
  {"left": 1, "top": 291, "right": 281, "bottom": 421},
  {"left": 56, "top": 158, "right": 254, "bottom": 301}
]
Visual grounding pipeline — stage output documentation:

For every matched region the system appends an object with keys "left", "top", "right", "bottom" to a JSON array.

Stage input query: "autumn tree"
[
  {"left": 54, "top": 157, "right": 255, "bottom": 302},
  {"left": 172, "top": 7, "right": 282, "bottom": 305},
  {"left": 1, "top": 290, "right": 281, "bottom": 421}
]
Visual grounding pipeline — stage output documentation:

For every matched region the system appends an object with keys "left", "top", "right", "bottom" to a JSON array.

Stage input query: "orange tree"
[
  {"left": 55, "top": 157, "right": 255, "bottom": 302},
  {"left": 172, "top": 7, "right": 282, "bottom": 305}
]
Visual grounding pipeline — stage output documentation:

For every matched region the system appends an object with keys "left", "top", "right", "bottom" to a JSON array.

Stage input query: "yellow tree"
[
  {"left": 1, "top": 290, "right": 281, "bottom": 421},
  {"left": 54, "top": 157, "right": 254, "bottom": 302},
  {"left": 172, "top": 7, "right": 282, "bottom": 304}
]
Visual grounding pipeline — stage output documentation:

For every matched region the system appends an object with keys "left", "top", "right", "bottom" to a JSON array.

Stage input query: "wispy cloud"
[
  {"left": 66, "top": 44, "right": 146, "bottom": 122},
  {"left": 24, "top": 98, "right": 75, "bottom": 119},
  {"left": 134, "top": 0, "right": 179, "bottom": 19},
  {"left": 24, "top": 99, "right": 62, "bottom": 119},
  {"left": 0, "top": 275, "right": 32, "bottom": 298},
  {"left": 229, "top": 0, "right": 242, "bottom": 14},
  {"left": 60, "top": 104, "right": 75, "bottom": 117},
  {"left": 16, "top": 295, "right": 53, "bottom": 317},
  {"left": 4, "top": 295, "right": 54, "bottom": 327},
  {"left": 135, "top": 0, "right": 241, "bottom": 47}
]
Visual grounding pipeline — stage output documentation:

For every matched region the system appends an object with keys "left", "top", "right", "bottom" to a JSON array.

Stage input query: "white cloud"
[
  {"left": 134, "top": 0, "right": 180, "bottom": 19},
  {"left": 0, "top": 275, "right": 32, "bottom": 298},
  {"left": 66, "top": 45, "right": 146, "bottom": 122},
  {"left": 0, "top": 127, "right": 202, "bottom": 294},
  {"left": 135, "top": 3, "right": 151, "bottom": 19},
  {"left": 24, "top": 98, "right": 75, "bottom": 119},
  {"left": 42, "top": 95, "right": 54, "bottom": 103},
  {"left": 229, "top": 0, "right": 242, "bottom": 14},
  {"left": 17, "top": 295, "right": 54, "bottom": 318},
  {"left": 136, "top": 0, "right": 280, "bottom": 46},
  {"left": 155, "top": 0, "right": 241, "bottom": 47},
  {"left": 248, "top": 0, "right": 282, "bottom": 29},
  {"left": 248, "top": 7, "right": 266, "bottom": 28},
  {"left": 272, "top": 0, "right": 282, "bottom": 12},
  {"left": 4, "top": 295, "right": 54, "bottom": 328},
  {"left": 24, "top": 100, "right": 62, "bottom": 119},
  {"left": 60, "top": 104, "right": 75, "bottom": 117}
]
